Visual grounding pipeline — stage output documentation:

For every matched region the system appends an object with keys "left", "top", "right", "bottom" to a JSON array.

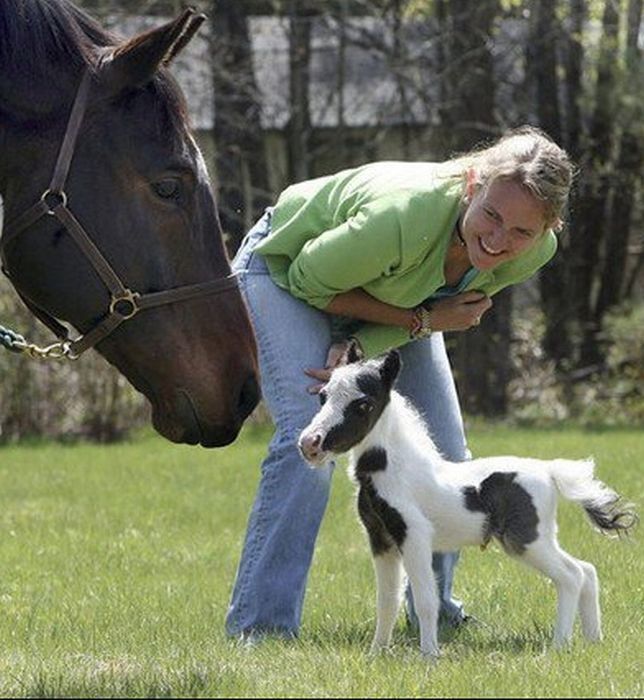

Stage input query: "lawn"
[{"left": 0, "top": 424, "right": 641, "bottom": 697}]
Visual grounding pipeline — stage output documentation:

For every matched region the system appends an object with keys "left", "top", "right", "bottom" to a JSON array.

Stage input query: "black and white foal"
[{"left": 298, "top": 351, "right": 636, "bottom": 658}]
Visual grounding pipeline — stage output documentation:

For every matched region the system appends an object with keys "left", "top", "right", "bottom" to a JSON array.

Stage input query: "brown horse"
[{"left": 0, "top": 1, "right": 259, "bottom": 447}]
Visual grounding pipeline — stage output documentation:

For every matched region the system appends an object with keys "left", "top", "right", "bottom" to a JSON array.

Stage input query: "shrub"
[
  {"left": 508, "top": 304, "right": 644, "bottom": 427},
  {"left": 0, "top": 279, "right": 148, "bottom": 443}
]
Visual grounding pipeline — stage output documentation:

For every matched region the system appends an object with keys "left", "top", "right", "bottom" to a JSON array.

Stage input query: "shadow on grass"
[{"left": 303, "top": 618, "right": 552, "bottom": 658}]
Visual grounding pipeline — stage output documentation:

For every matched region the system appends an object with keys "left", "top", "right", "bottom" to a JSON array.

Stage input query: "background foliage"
[{"left": 1, "top": 0, "right": 642, "bottom": 440}]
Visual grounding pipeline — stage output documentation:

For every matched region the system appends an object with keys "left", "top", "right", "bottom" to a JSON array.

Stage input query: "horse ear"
[
  {"left": 106, "top": 8, "right": 206, "bottom": 90},
  {"left": 379, "top": 350, "right": 401, "bottom": 388}
]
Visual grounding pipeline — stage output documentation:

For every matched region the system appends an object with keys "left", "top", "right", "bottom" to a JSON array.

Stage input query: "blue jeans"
[{"left": 226, "top": 210, "right": 469, "bottom": 637}]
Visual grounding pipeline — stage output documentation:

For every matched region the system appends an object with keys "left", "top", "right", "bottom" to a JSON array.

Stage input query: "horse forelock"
[{"left": 150, "top": 71, "right": 193, "bottom": 138}]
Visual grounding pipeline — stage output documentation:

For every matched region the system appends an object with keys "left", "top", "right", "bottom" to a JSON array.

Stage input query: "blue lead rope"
[{"left": 0, "top": 324, "right": 27, "bottom": 354}]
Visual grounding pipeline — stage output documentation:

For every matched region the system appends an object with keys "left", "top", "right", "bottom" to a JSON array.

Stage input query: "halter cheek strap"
[{"left": 0, "top": 68, "right": 239, "bottom": 359}]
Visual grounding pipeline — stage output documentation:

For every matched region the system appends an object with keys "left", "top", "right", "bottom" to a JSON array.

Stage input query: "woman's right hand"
[
  {"left": 304, "top": 338, "right": 363, "bottom": 394},
  {"left": 426, "top": 291, "right": 493, "bottom": 332}
]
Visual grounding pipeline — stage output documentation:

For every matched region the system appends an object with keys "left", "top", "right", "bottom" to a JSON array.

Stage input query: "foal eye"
[
  {"left": 153, "top": 178, "right": 181, "bottom": 200},
  {"left": 356, "top": 399, "right": 373, "bottom": 414}
]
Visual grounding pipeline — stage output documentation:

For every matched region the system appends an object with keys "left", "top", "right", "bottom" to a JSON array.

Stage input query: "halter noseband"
[{"left": 0, "top": 68, "right": 239, "bottom": 359}]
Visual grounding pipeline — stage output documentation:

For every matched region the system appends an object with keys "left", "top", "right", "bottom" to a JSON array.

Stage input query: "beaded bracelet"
[{"left": 409, "top": 304, "right": 434, "bottom": 340}]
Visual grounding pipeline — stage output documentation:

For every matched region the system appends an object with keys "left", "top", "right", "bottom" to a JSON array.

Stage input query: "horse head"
[{"left": 0, "top": 1, "right": 260, "bottom": 447}]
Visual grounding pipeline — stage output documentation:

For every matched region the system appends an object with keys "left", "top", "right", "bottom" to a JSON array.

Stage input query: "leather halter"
[{"left": 0, "top": 68, "right": 239, "bottom": 359}]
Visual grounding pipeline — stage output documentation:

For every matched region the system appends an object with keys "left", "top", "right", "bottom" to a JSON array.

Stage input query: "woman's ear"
[{"left": 465, "top": 167, "right": 478, "bottom": 201}]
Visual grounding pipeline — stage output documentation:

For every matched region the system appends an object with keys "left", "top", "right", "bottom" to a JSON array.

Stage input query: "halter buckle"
[
  {"left": 41, "top": 189, "right": 68, "bottom": 215},
  {"left": 109, "top": 289, "right": 141, "bottom": 320}
]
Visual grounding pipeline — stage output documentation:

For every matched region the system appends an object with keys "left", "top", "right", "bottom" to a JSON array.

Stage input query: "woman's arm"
[
  {"left": 324, "top": 289, "right": 413, "bottom": 330},
  {"left": 324, "top": 288, "right": 492, "bottom": 334},
  {"left": 304, "top": 289, "right": 494, "bottom": 391}
]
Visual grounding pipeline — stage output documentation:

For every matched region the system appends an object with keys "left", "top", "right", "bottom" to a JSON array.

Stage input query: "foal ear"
[
  {"left": 379, "top": 350, "right": 401, "bottom": 388},
  {"left": 345, "top": 339, "right": 363, "bottom": 364},
  {"left": 107, "top": 8, "right": 206, "bottom": 90}
]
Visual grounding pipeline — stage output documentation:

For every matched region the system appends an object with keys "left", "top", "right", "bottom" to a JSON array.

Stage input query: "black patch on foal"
[
  {"left": 463, "top": 472, "right": 539, "bottom": 555},
  {"left": 357, "top": 476, "right": 407, "bottom": 555},
  {"left": 356, "top": 447, "right": 388, "bottom": 474},
  {"left": 322, "top": 369, "right": 391, "bottom": 453}
]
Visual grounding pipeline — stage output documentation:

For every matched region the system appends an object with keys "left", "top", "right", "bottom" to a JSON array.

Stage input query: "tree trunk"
[
  {"left": 439, "top": 0, "right": 507, "bottom": 416},
  {"left": 287, "top": 1, "right": 314, "bottom": 182},
  {"left": 211, "top": 0, "right": 270, "bottom": 253},
  {"left": 528, "top": 0, "right": 574, "bottom": 367},
  {"left": 571, "top": 0, "right": 619, "bottom": 367},
  {"left": 563, "top": 0, "right": 585, "bottom": 162},
  {"left": 452, "top": 289, "right": 513, "bottom": 416},
  {"left": 595, "top": 0, "right": 642, "bottom": 319}
]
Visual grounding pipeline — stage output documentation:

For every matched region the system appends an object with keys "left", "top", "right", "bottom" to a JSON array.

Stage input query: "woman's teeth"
[{"left": 480, "top": 238, "right": 503, "bottom": 256}]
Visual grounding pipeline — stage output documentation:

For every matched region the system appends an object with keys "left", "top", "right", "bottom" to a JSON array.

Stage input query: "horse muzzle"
[{"left": 151, "top": 372, "right": 260, "bottom": 447}]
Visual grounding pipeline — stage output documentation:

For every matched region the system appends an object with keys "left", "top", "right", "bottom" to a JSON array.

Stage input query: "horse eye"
[
  {"left": 356, "top": 399, "right": 373, "bottom": 414},
  {"left": 153, "top": 178, "right": 181, "bottom": 200}
]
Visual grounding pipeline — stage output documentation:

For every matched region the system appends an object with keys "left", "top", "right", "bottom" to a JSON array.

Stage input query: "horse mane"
[
  {"left": 0, "top": 0, "right": 115, "bottom": 76},
  {"left": 0, "top": 0, "right": 191, "bottom": 135}
]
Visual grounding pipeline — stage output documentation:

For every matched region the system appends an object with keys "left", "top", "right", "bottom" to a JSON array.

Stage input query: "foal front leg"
[
  {"left": 371, "top": 548, "right": 404, "bottom": 652},
  {"left": 400, "top": 522, "right": 440, "bottom": 658}
]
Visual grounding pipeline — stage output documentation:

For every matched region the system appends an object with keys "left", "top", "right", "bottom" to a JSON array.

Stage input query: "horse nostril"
[
  {"left": 237, "top": 373, "right": 261, "bottom": 422},
  {"left": 311, "top": 433, "right": 321, "bottom": 448}
]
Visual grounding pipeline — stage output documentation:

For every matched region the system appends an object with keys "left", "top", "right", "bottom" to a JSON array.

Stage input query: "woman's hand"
[
  {"left": 304, "top": 339, "right": 363, "bottom": 394},
  {"left": 426, "top": 291, "right": 492, "bottom": 332}
]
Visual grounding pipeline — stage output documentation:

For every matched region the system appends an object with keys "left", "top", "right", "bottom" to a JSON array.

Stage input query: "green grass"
[{"left": 0, "top": 424, "right": 641, "bottom": 697}]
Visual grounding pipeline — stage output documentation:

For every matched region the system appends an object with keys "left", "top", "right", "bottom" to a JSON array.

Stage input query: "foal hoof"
[
  {"left": 421, "top": 648, "right": 441, "bottom": 663},
  {"left": 369, "top": 642, "right": 393, "bottom": 657}
]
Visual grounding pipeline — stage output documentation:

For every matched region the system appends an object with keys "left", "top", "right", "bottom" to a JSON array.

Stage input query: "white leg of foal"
[
  {"left": 400, "top": 525, "right": 440, "bottom": 659},
  {"left": 577, "top": 560, "right": 602, "bottom": 642},
  {"left": 521, "top": 540, "right": 584, "bottom": 648},
  {"left": 371, "top": 548, "right": 405, "bottom": 652}
]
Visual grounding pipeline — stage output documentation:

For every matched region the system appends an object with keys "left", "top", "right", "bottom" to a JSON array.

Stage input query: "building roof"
[{"left": 109, "top": 14, "right": 528, "bottom": 131}]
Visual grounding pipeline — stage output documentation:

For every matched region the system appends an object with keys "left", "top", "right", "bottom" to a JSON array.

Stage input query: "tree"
[
  {"left": 287, "top": 0, "right": 315, "bottom": 181},
  {"left": 437, "top": 0, "right": 509, "bottom": 416},
  {"left": 571, "top": 0, "right": 620, "bottom": 367},
  {"left": 595, "top": 0, "right": 643, "bottom": 319},
  {"left": 527, "top": 0, "right": 574, "bottom": 366},
  {"left": 211, "top": 0, "right": 270, "bottom": 252}
]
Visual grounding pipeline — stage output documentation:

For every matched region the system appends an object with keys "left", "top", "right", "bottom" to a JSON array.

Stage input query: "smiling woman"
[{"left": 225, "top": 125, "right": 574, "bottom": 643}]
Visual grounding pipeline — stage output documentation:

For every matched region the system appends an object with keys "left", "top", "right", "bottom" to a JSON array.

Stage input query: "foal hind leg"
[
  {"left": 371, "top": 548, "right": 405, "bottom": 652},
  {"left": 520, "top": 539, "right": 585, "bottom": 648},
  {"left": 577, "top": 560, "right": 601, "bottom": 642}
]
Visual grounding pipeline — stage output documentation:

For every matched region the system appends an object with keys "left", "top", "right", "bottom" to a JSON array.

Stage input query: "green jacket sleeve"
[
  {"left": 352, "top": 230, "right": 559, "bottom": 359},
  {"left": 286, "top": 200, "right": 403, "bottom": 309},
  {"left": 352, "top": 323, "right": 410, "bottom": 358}
]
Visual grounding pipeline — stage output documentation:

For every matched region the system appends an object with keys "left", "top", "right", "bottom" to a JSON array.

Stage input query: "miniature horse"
[
  {"left": 299, "top": 351, "right": 636, "bottom": 658},
  {"left": 0, "top": 0, "right": 259, "bottom": 446}
]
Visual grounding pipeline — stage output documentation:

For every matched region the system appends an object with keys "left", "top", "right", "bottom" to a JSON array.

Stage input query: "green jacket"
[{"left": 256, "top": 161, "right": 557, "bottom": 358}]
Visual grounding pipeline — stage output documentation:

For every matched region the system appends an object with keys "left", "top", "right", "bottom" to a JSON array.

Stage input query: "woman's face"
[{"left": 461, "top": 177, "right": 547, "bottom": 271}]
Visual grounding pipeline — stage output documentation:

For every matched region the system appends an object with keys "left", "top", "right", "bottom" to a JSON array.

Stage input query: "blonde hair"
[{"left": 450, "top": 126, "right": 575, "bottom": 228}]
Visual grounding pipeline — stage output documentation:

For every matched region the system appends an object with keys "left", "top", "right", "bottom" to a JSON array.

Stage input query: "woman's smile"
[{"left": 479, "top": 237, "right": 504, "bottom": 257}]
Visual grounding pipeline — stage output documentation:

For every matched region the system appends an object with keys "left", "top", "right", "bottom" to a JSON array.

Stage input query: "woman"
[{"left": 225, "top": 126, "right": 574, "bottom": 639}]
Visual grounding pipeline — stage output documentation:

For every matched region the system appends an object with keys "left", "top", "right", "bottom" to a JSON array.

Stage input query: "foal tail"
[{"left": 548, "top": 459, "right": 638, "bottom": 537}]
